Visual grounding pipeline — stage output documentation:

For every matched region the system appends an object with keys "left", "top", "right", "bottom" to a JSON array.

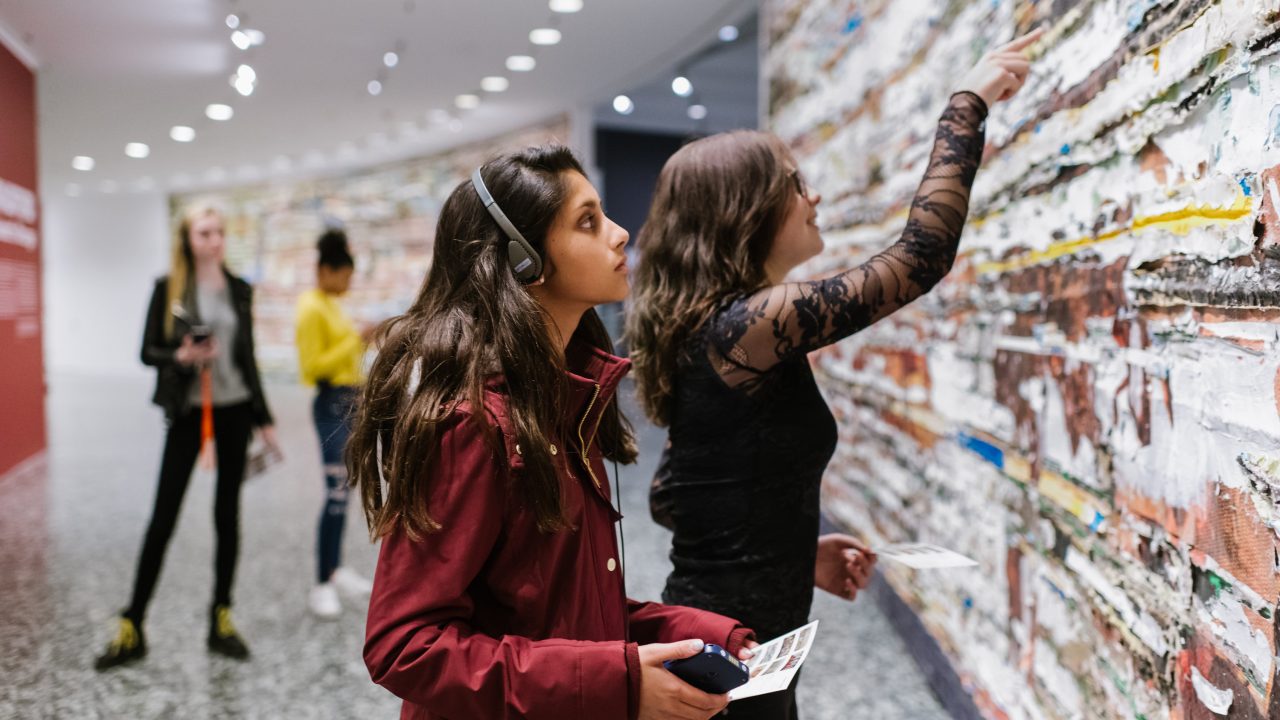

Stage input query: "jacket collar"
[
  {"left": 563, "top": 333, "right": 631, "bottom": 432},
  {"left": 483, "top": 332, "right": 631, "bottom": 471}
]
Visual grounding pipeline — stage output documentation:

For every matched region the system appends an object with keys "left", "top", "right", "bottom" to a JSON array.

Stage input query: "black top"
[
  {"left": 141, "top": 270, "right": 274, "bottom": 427},
  {"left": 652, "top": 92, "right": 988, "bottom": 640}
]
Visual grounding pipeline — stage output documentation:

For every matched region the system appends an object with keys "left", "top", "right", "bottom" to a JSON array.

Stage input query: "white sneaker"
[
  {"left": 331, "top": 567, "right": 373, "bottom": 597},
  {"left": 309, "top": 583, "right": 341, "bottom": 619}
]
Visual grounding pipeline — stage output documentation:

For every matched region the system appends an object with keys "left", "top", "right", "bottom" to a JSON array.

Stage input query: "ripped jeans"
[{"left": 314, "top": 383, "right": 358, "bottom": 584}]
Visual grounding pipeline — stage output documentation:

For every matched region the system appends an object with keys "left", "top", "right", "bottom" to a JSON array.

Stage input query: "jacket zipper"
[{"left": 576, "top": 383, "right": 601, "bottom": 487}]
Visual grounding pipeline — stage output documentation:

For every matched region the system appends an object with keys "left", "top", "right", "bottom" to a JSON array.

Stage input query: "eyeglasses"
[{"left": 787, "top": 168, "right": 808, "bottom": 198}]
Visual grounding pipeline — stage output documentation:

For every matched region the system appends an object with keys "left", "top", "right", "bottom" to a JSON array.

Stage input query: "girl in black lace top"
[{"left": 627, "top": 31, "right": 1040, "bottom": 718}]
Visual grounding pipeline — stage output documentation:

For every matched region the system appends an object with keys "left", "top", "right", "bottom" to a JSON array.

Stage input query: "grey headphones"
[{"left": 471, "top": 167, "right": 543, "bottom": 284}]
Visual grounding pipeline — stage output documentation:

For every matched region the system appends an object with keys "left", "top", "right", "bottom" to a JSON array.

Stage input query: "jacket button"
[
  {"left": 607, "top": 558, "right": 616, "bottom": 572},
  {"left": 550, "top": 443, "right": 558, "bottom": 456}
]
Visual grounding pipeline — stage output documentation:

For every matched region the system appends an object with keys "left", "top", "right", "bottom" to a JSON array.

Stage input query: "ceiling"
[
  {"left": 594, "top": 13, "right": 759, "bottom": 137},
  {"left": 0, "top": 0, "right": 758, "bottom": 196}
]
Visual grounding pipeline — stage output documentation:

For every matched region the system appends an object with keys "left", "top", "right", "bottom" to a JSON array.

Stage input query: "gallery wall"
[
  {"left": 0, "top": 39, "right": 44, "bottom": 478},
  {"left": 177, "top": 117, "right": 571, "bottom": 379},
  {"left": 766, "top": 1, "right": 1280, "bottom": 718}
]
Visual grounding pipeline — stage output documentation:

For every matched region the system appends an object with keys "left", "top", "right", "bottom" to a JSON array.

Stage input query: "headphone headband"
[{"left": 471, "top": 167, "right": 543, "bottom": 283}]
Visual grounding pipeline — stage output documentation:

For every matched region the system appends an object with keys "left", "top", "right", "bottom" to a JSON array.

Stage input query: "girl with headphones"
[{"left": 350, "top": 146, "right": 756, "bottom": 720}]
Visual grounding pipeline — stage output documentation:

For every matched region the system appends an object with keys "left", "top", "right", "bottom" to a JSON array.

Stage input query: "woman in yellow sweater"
[{"left": 296, "top": 229, "right": 373, "bottom": 618}]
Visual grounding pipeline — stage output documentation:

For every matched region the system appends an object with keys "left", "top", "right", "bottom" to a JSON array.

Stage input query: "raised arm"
[
  {"left": 706, "top": 28, "right": 1041, "bottom": 389},
  {"left": 706, "top": 91, "right": 988, "bottom": 386}
]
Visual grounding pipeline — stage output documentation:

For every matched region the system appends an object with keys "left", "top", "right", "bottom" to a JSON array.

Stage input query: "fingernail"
[{"left": 689, "top": 639, "right": 705, "bottom": 651}]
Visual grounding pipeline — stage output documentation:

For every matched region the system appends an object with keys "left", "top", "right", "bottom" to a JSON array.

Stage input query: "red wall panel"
[{"left": 0, "top": 40, "right": 44, "bottom": 477}]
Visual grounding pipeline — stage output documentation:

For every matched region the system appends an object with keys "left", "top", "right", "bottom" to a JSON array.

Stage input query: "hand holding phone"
[
  {"left": 638, "top": 640, "right": 731, "bottom": 720},
  {"left": 176, "top": 326, "right": 217, "bottom": 366},
  {"left": 663, "top": 643, "right": 750, "bottom": 694}
]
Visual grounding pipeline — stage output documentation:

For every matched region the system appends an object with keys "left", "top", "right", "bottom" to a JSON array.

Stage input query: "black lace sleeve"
[{"left": 706, "top": 91, "right": 988, "bottom": 390}]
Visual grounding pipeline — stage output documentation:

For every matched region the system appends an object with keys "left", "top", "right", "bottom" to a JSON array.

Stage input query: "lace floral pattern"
[{"left": 705, "top": 92, "right": 988, "bottom": 392}]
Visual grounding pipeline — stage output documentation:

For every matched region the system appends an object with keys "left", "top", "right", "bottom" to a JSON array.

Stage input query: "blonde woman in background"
[{"left": 95, "top": 207, "right": 278, "bottom": 670}]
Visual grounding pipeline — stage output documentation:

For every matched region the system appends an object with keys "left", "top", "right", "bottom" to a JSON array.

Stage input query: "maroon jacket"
[{"left": 364, "top": 338, "right": 752, "bottom": 720}]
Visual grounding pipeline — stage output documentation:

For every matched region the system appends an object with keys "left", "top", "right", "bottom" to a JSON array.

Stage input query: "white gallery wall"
[{"left": 42, "top": 192, "right": 169, "bottom": 377}]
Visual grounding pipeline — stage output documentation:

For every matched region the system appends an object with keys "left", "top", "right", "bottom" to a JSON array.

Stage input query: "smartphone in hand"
[
  {"left": 189, "top": 324, "right": 212, "bottom": 345},
  {"left": 663, "top": 644, "right": 750, "bottom": 694}
]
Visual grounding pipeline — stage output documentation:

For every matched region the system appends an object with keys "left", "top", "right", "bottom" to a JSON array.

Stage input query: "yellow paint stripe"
[
  {"left": 976, "top": 193, "right": 1254, "bottom": 275},
  {"left": 1038, "top": 469, "right": 1107, "bottom": 532}
]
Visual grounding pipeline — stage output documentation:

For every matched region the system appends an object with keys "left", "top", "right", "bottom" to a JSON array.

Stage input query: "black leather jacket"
[{"left": 140, "top": 271, "right": 273, "bottom": 426}]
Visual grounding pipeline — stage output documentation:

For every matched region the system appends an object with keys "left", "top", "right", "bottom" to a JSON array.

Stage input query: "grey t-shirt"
[{"left": 188, "top": 282, "right": 252, "bottom": 408}]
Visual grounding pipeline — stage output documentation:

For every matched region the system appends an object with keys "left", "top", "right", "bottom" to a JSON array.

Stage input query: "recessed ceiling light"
[
  {"left": 530, "top": 28, "right": 562, "bottom": 45},
  {"left": 231, "top": 30, "right": 251, "bottom": 50},
  {"left": 236, "top": 64, "right": 256, "bottom": 82},
  {"left": 170, "top": 126, "right": 196, "bottom": 142},
  {"left": 718, "top": 25, "right": 739, "bottom": 42},
  {"left": 550, "top": 0, "right": 583, "bottom": 12},
  {"left": 506, "top": 55, "right": 536, "bottom": 72},
  {"left": 206, "top": 103, "right": 234, "bottom": 121},
  {"left": 226, "top": 14, "right": 240, "bottom": 29},
  {"left": 455, "top": 94, "right": 480, "bottom": 110},
  {"left": 245, "top": 29, "right": 265, "bottom": 46},
  {"left": 688, "top": 104, "right": 708, "bottom": 120},
  {"left": 481, "top": 76, "right": 509, "bottom": 92},
  {"left": 124, "top": 142, "right": 150, "bottom": 159},
  {"left": 384, "top": 51, "right": 399, "bottom": 68},
  {"left": 232, "top": 75, "right": 255, "bottom": 96},
  {"left": 612, "top": 95, "right": 634, "bottom": 115},
  {"left": 71, "top": 156, "right": 95, "bottom": 171},
  {"left": 368, "top": 80, "right": 383, "bottom": 96},
  {"left": 672, "top": 76, "right": 692, "bottom": 97}
]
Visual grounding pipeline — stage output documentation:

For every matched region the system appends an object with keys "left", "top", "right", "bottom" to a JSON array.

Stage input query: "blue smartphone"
[{"left": 663, "top": 644, "right": 750, "bottom": 694}]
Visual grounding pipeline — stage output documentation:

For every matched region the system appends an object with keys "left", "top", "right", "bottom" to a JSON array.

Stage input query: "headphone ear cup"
[{"left": 507, "top": 240, "right": 541, "bottom": 283}]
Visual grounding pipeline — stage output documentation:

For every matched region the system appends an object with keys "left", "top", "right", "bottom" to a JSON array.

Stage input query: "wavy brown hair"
[
  {"left": 347, "top": 145, "right": 636, "bottom": 540},
  {"left": 626, "top": 131, "right": 796, "bottom": 426}
]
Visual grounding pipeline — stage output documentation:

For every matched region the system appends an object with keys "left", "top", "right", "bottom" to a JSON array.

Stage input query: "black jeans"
[{"left": 125, "top": 402, "right": 254, "bottom": 625}]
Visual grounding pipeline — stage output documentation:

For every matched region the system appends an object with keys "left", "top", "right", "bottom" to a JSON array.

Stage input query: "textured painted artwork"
[
  {"left": 174, "top": 117, "right": 571, "bottom": 377},
  {"left": 766, "top": 1, "right": 1280, "bottom": 717}
]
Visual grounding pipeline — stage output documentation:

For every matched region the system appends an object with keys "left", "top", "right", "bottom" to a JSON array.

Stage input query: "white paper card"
[
  {"left": 877, "top": 542, "right": 978, "bottom": 569},
  {"left": 730, "top": 620, "right": 819, "bottom": 700}
]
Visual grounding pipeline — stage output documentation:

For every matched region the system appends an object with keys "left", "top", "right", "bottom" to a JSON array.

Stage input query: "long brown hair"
[
  {"left": 347, "top": 145, "right": 636, "bottom": 540},
  {"left": 165, "top": 206, "right": 222, "bottom": 339},
  {"left": 626, "top": 131, "right": 795, "bottom": 426}
]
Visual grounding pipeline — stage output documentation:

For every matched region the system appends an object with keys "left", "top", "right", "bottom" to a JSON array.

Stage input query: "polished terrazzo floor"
[{"left": 0, "top": 373, "right": 947, "bottom": 719}]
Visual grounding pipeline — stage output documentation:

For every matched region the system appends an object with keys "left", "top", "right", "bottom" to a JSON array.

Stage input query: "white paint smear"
[{"left": 1189, "top": 666, "right": 1233, "bottom": 715}]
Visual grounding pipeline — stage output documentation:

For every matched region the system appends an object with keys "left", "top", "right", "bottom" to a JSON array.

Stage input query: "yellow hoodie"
[{"left": 295, "top": 288, "right": 363, "bottom": 387}]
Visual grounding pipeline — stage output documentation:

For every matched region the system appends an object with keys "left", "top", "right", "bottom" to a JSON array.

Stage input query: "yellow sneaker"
[
  {"left": 94, "top": 616, "right": 147, "bottom": 671},
  {"left": 207, "top": 604, "right": 250, "bottom": 660}
]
